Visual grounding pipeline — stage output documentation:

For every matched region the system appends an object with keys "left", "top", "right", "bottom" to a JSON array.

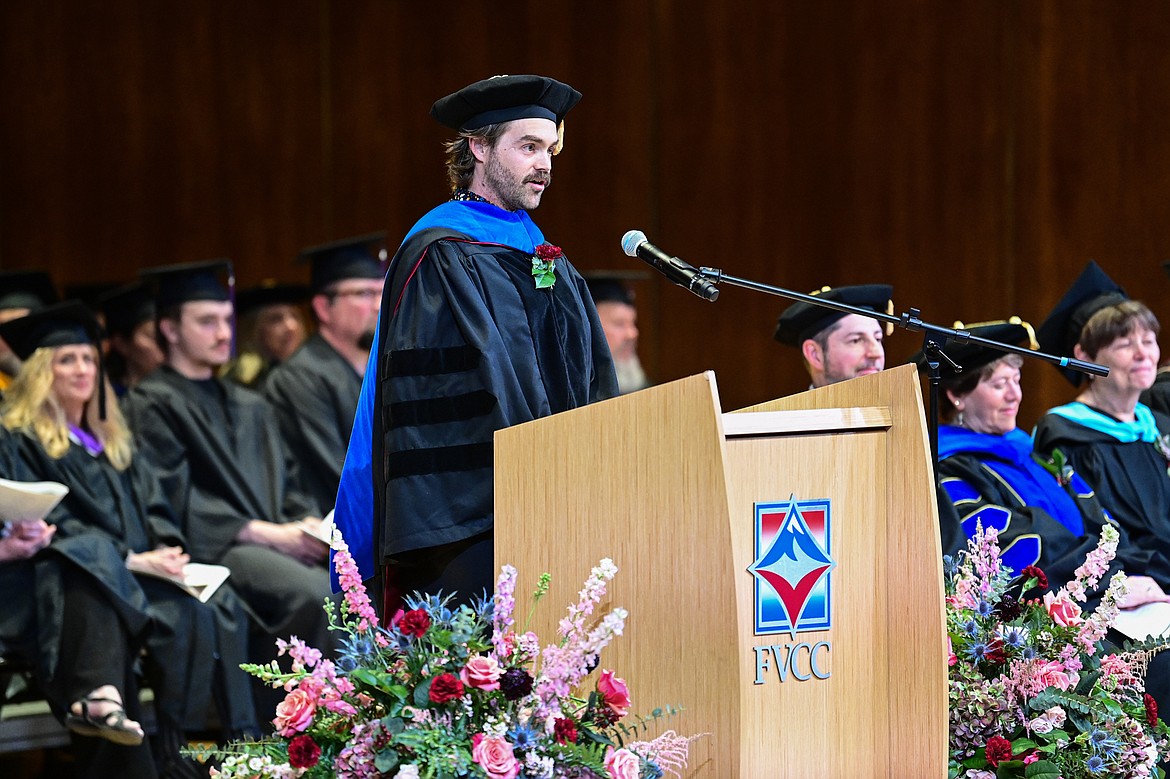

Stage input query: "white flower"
[
  {"left": 1043, "top": 705, "right": 1067, "bottom": 727},
  {"left": 1029, "top": 716, "right": 1054, "bottom": 734},
  {"left": 395, "top": 766, "right": 420, "bottom": 779}
]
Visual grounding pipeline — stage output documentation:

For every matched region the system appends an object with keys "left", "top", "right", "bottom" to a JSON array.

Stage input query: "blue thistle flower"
[
  {"left": 1002, "top": 626, "right": 1029, "bottom": 648},
  {"left": 1086, "top": 754, "right": 1106, "bottom": 774},
  {"left": 964, "top": 642, "right": 988, "bottom": 662},
  {"left": 1088, "top": 729, "right": 1121, "bottom": 758},
  {"left": 1020, "top": 646, "right": 1037, "bottom": 661},
  {"left": 975, "top": 600, "right": 993, "bottom": 618},
  {"left": 507, "top": 722, "right": 538, "bottom": 751},
  {"left": 963, "top": 619, "right": 980, "bottom": 637}
]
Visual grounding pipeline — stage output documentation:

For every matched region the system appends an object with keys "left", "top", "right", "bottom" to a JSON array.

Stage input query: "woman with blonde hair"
[{"left": 0, "top": 302, "right": 258, "bottom": 775}]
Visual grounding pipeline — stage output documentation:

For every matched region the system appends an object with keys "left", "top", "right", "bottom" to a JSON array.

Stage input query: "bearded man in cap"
[
  {"left": 335, "top": 75, "right": 617, "bottom": 614},
  {"left": 773, "top": 284, "right": 893, "bottom": 389}
]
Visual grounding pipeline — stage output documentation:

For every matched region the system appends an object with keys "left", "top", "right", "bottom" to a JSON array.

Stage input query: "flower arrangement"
[
  {"left": 531, "top": 243, "right": 562, "bottom": 289},
  {"left": 199, "top": 533, "right": 692, "bottom": 778},
  {"left": 946, "top": 523, "right": 1170, "bottom": 778}
]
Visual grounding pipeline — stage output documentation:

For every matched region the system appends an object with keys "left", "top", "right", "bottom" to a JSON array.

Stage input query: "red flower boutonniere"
[{"left": 532, "top": 242, "right": 563, "bottom": 289}]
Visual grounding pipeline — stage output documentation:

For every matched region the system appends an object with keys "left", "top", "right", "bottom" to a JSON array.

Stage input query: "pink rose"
[
  {"left": 1042, "top": 592, "right": 1084, "bottom": 626},
  {"left": 947, "top": 636, "right": 957, "bottom": 667},
  {"left": 471, "top": 733, "right": 520, "bottom": 779},
  {"left": 460, "top": 655, "right": 502, "bottom": 691},
  {"left": 605, "top": 747, "right": 641, "bottom": 779},
  {"left": 597, "top": 669, "right": 631, "bottom": 719},
  {"left": 273, "top": 688, "right": 317, "bottom": 736},
  {"left": 1036, "top": 660, "right": 1074, "bottom": 691}
]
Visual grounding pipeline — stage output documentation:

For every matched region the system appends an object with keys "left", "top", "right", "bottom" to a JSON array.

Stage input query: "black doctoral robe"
[
  {"left": 263, "top": 332, "right": 362, "bottom": 514},
  {"left": 122, "top": 366, "right": 334, "bottom": 659},
  {"left": 938, "top": 448, "right": 1170, "bottom": 599},
  {"left": 335, "top": 220, "right": 618, "bottom": 607},
  {"left": 1140, "top": 369, "right": 1170, "bottom": 418},
  {"left": 11, "top": 431, "right": 258, "bottom": 734},
  {"left": 1033, "top": 409, "right": 1170, "bottom": 559}
]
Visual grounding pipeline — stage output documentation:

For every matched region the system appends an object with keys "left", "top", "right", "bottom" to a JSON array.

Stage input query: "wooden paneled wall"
[{"left": 3, "top": 0, "right": 1170, "bottom": 423}]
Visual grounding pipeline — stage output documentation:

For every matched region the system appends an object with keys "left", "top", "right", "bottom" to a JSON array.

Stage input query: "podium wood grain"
[{"left": 494, "top": 365, "right": 946, "bottom": 777}]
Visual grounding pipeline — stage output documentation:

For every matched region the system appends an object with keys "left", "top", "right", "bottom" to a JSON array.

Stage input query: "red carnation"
[
  {"left": 398, "top": 608, "right": 431, "bottom": 638},
  {"left": 554, "top": 716, "right": 578, "bottom": 744},
  {"left": 985, "top": 735, "right": 1013, "bottom": 767},
  {"left": 1021, "top": 565, "right": 1048, "bottom": 591},
  {"left": 428, "top": 672, "right": 465, "bottom": 704},
  {"left": 1146, "top": 693, "right": 1159, "bottom": 727},
  {"left": 535, "top": 243, "right": 562, "bottom": 260},
  {"left": 287, "top": 734, "right": 321, "bottom": 769},
  {"left": 983, "top": 637, "right": 1007, "bottom": 665}
]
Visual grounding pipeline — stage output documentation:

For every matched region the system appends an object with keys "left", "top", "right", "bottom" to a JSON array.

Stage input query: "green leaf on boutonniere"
[
  {"left": 531, "top": 257, "right": 557, "bottom": 289},
  {"left": 532, "top": 242, "right": 563, "bottom": 289}
]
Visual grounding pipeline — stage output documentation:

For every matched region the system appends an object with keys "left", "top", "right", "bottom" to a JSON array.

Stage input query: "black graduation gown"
[
  {"left": 12, "top": 432, "right": 258, "bottom": 733},
  {"left": 263, "top": 333, "right": 362, "bottom": 514},
  {"left": 1140, "top": 369, "right": 1170, "bottom": 418},
  {"left": 372, "top": 230, "right": 619, "bottom": 558},
  {"left": 938, "top": 450, "right": 1170, "bottom": 598},
  {"left": 1033, "top": 410, "right": 1170, "bottom": 559},
  {"left": 122, "top": 365, "right": 334, "bottom": 657},
  {"left": 123, "top": 366, "right": 319, "bottom": 562}
]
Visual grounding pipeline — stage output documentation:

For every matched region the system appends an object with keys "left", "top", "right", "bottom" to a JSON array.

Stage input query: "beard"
[
  {"left": 358, "top": 329, "right": 376, "bottom": 352},
  {"left": 483, "top": 152, "right": 550, "bottom": 211},
  {"left": 613, "top": 354, "right": 650, "bottom": 395}
]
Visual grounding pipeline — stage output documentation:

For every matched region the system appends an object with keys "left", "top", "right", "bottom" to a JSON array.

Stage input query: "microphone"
[{"left": 620, "top": 230, "right": 719, "bottom": 301}]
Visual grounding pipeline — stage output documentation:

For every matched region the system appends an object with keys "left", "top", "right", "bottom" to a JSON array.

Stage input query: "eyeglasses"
[{"left": 329, "top": 288, "right": 381, "bottom": 302}]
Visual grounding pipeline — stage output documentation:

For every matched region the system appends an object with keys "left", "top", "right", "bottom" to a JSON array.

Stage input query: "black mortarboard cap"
[
  {"left": 298, "top": 233, "right": 387, "bottom": 295},
  {"left": 64, "top": 282, "right": 119, "bottom": 309},
  {"left": 96, "top": 282, "right": 156, "bottom": 338},
  {"left": 0, "top": 300, "right": 104, "bottom": 360},
  {"left": 583, "top": 271, "right": 647, "bottom": 308},
  {"left": 0, "top": 299, "right": 109, "bottom": 418},
  {"left": 0, "top": 269, "right": 59, "bottom": 311},
  {"left": 140, "top": 259, "right": 234, "bottom": 309},
  {"left": 236, "top": 280, "right": 311, "bottom": 314},
  {"left": 1036, "top": 260, "right": 1127, "bottom": 386},
  {"left": 430, "top": 75, "right": 582, "bottom": 132},
  {"left": 773, "top": 284, "right": 894, "bottom": 347},
  {"left": 911, "top": 318, "right": 1038, "bottom": 381}
]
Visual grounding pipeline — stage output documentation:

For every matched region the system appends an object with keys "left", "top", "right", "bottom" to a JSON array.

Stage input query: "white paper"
[
  {"left": 1112, "top": 601, "right": 1170, "bottom": 641},
  {"left": 300, "top": 510, "right": 335, "bottom": 546},
  {"left": 0, "top": 477, "right": 69, "bottom": 523}
]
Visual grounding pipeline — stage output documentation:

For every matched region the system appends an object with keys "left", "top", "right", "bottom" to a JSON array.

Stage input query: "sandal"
[{"left": 65, "top": 694, "right": 145, "bottom": 746}]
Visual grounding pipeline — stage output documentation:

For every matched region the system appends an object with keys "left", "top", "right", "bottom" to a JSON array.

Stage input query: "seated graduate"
[
  {"left": 120, "top": 261, "right": 334, "bottom": 685},
  {"left": 220, "top": 280, "right": 309, "bottom": 390},
  {"left": 0, "top": 302, "right": 259, "bottom": 758},
  {"left": 583, "top": 272, "right": 651, "bottom": 395},
  {"left": 1139, "top": 261, "right": 1170, "bottom": 417},
  {"left": 96, "top": 281, "right": 164, "bottom": 397},
  {"left": 0, "top": 269, "right": 59, "bottom": 392},
  {"left": 925, "top": 317, "right": 1170, "bottom": 601},
  {"left": 1032, "top": 261, "right": 1170, "bottom": 559},
  {"left": 1, "top": 428, "right": 160, "bottom": 777}
]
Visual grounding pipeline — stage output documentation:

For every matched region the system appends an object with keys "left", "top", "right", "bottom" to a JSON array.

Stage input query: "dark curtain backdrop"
[{"left": 4, "top": 0, "right": 1170, "bottom": 426}]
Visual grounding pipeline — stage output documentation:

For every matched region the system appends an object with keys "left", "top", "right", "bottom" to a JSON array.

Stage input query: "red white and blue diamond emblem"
[{"left": 749, "top": 496, "right": 835, "bottom": 638}]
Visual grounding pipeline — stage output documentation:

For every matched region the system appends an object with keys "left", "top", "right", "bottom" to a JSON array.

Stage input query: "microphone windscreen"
[{"left": 620, "top": 230, "right": 647, "bottom": 257}]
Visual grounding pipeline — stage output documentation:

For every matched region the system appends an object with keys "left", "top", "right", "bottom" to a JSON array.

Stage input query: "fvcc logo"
[{"left": 747, "top": 495, "right": 835, "bottom": 684}]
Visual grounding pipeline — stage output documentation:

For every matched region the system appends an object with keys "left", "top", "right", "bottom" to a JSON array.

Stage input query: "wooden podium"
[{"left": 494, "top": 365, "right": 946, "bottom": 777}]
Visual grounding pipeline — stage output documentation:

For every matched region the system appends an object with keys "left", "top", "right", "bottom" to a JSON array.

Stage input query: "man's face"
[
  {"left": 318, "top": 278, "right": 384, "bottom": 351},
  {"left": 167, "top": 300, "right": 234, "bottom": 370},
  {"left": 596, "top": 301, "right": 639, "bottom": 362},
  {"left": 477, "top": 118, "right": 558, "bottom": 211},
  {"left": 806, "top": 313, "right": 885, "bottom": 387}
]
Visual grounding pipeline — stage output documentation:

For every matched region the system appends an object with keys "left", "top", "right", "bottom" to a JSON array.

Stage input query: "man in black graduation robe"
[
  {"left": 264, "top": 234, "right": 386, "bottom": 515},
  {"left": 334, "top": 75, "right": 618, "bottom": 613},
  {"left": 122, "top": 262, "right": 335, "bottom": 670}
]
